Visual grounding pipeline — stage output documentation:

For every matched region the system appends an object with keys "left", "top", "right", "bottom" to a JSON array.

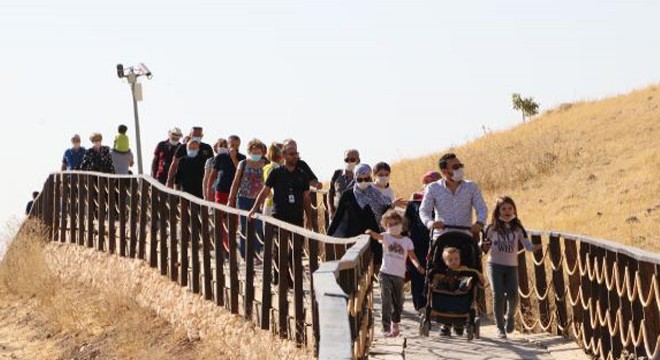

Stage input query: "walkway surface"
[{"left": 370, "top": 284, "right": 588, "bottom": 360}]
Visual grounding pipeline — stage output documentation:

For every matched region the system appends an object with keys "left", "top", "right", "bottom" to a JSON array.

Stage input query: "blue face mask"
[
  {"left": 249, "top": 154, "right": 262, "bottom": 162},
  {"left": 187, "top": 149, "right": 199, "bottom": 158}
]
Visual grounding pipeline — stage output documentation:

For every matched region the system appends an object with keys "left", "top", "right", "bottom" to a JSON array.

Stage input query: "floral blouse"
[{"left": 80, "top": 146, "right": 115, "bottom": 174}]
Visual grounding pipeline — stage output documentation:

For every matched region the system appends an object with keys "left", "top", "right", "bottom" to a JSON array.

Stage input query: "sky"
[{"left": 1, "top": 0, "right": 659, "bottom": 254}]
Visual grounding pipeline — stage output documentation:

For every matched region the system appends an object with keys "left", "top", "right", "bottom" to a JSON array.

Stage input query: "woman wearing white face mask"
[
  {"left": 327, "top": 149, "right": 360, "bottom": 220},
  {"left": 80, "top": 133, "right": 115, "bottom": 174},
  {"left": 373, "top": 162, "right": 396, "bottom": 203},
  {"left": 328, "top": 164, "right": 406, "bottom": 266}
]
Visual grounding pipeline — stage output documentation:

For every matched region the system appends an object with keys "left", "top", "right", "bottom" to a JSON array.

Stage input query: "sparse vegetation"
[{"left": 512, "top": 93, "right": 540, "bottom": 122}]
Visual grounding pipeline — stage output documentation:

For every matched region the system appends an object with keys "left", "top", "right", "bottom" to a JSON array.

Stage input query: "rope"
[{"left": 530, "top": 249, "right": 550, "bottom": 267}]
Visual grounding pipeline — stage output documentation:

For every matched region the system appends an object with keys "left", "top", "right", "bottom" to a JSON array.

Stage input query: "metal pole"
[{"left": 130, "top": 81, "right": 144, "bottom": 175}]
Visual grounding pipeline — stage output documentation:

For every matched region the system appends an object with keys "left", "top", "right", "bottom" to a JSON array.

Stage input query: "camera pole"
[{"left": 128, "top": 73, "right": 144, "bottom": 175}]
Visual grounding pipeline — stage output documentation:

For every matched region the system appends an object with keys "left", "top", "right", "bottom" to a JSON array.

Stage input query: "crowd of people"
[{"left": 55, "top": 126, "right": 542, "bottom": 341}]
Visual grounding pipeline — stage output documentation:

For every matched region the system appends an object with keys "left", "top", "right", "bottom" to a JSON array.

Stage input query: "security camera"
[
  {"left": 116, "top": 64, "right": 125, "bottom": 78},
  {"left": 138, "top": 63, "right": 153, "bottom": 79}
]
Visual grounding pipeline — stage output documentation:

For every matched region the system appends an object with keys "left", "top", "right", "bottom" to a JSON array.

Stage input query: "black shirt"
[
  {"left": 265, "top": 164, "right": 310, "bottom": 226},
  {"left": 213, "top": 152, "right": 246, "bottom": 193},
  {"left": 297, "top": 159, "right": 318, "bottom": 182},
  {"left": 176, "top": 155, "right": 207, "bottom": 198}
]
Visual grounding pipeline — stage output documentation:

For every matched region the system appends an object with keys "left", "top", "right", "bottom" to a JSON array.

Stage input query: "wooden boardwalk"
[{"left": 370, "top": 284, "right": 587, "bottom": 360}]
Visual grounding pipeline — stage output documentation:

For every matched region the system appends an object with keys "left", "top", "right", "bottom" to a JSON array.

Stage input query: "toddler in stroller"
[{"left": 420, "top": 230, "right": 484, "bottom": 340}]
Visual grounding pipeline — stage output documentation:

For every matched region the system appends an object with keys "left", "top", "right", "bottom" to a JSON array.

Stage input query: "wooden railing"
[
  {"left": 518, "top": 232, "right": 660, "bottom": 360},
  {"left": 28, "top": 172, "right": 660, "bottom": 360},
  {"left": 26, "top": 171, "right": 373, "bottom": 357}
]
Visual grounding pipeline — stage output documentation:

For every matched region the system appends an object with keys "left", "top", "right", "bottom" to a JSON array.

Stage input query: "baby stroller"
[{"left": 419, "top": 226, "right": 482, "bottom": 340}]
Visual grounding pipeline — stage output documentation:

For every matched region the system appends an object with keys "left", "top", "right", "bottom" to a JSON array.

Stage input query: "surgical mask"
[
  {"left": 388, "top": 225, "right": 403, "bottom": 236},
  {"left": 191, "top": 136, "right": 202, "bottom": 143},
  {"left": 249, "top": 154, "right": 262, "bottom": 162},
  {"left": 451, "top": 168, "right": 464, "bottom": 182},
  {"left": 217, "top": 148, "right": 229, "bottom": 155},
  {"left": 187, "top": 149, "right": 199, "bottom": 158},
  {"left": 499, "top": 215, "right": 516, "bottom": 223},
  {"left": 357, "top": 182, "right": 370, "bottom": 190},
  {"left": 169, "top": 139, "right": 179, "bottom": 146},
  {"left": 376, "top": 176, "right": 389, "bottom": 186},
  {"left": 345, "top": 162, "right": 356, "bottom": 171}
]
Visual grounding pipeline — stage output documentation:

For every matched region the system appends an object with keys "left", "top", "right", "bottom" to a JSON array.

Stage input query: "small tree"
[{"left": 512, "top": 93, "right": 540, "bottom": 122}]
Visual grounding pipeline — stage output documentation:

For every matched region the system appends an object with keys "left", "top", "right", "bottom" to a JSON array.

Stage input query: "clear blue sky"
[{"left": 1, "top": 0, "right": 659, "bottom": 253}]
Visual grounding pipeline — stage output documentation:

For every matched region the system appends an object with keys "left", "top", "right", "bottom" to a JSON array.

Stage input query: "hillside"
[{"left": 390, "top": 85, "right": 660, "bottom": 252}]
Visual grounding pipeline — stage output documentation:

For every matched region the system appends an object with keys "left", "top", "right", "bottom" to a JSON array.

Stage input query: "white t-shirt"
[{"left": 380, "top": 233, "right": 414, "bottom": 278}]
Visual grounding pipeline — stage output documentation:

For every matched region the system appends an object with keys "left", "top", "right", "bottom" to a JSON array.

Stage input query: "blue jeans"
[
  {"left": 238, "top": 196, "right": 263, "bottom": 258},
  {"left": 487, "top": 263, "right": 519, "bottom": 332}
]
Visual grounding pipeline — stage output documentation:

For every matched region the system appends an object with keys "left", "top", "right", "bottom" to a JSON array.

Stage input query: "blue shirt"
[
  {"left": 62, "top": 147, "right": 86, "bottom": 170},
  {"left": 419, "top": 179, "right": 488, "bottom": 239}
]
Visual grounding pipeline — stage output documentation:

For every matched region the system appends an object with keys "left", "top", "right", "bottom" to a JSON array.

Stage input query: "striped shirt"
[{"left": 419, "top": 179, "right": 487, "bottom": 238}]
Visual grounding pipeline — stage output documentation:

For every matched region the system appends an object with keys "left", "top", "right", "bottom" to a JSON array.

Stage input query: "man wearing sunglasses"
[{"left": 419, "top": 152, "right": 487, "bottom": 240}]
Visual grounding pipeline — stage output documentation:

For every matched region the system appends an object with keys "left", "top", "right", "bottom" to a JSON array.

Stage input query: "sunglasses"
[
  {"left": 344, "top": 157, "right": 358, "bottom": 163},
  {"left": 356, "top": 177, "right": 372, "bottom": 183}
]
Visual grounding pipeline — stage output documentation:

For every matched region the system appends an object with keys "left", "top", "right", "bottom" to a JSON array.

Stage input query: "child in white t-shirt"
[{"left": 367, "top": 209, "right": 425, "bottom": 337}]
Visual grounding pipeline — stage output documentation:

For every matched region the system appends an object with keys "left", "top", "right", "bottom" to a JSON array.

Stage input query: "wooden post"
[
  {"left": 190, "top": 202, "right": 201, "bottom": 294},
  {"left": 129, "top": 179, "right": 139, "bottom": 258},
  {"left": 86, "top": 174, "right": 95, "bottom": 248},
  {"left": 579, "top": 242, "right": 594, "bottom": 356},
  {"left": 279, "top": 228, "right": 290, "bottom": 339},
  {"left": 261, "top": 222, "right": 274, "bottom": 330},
  {"left": 108, "top": 177, "right": 117, "bottom": 253},
  {"left": 244, "top": 216, "right": 256, "bottom": 321},
  {"left": 45, "top": 175, "right": 54, "bottom": 240},
  {"left": 605, "top": 249, "right": 622, "bottom": 359},
  {"left": 149, "top": 186, "right": 159, "bottom": 267},
  {"left": 548, "top": 234, "right": 567, "bottom": 335},
  {"left": 213, "top": 209, "right": 225, "bottom": 307},
  {"left": 168, "top": 193, "right": 179, "bottom": 281},
  {"left": 97, "top": 177, "right": 107, "bottom": 251},
  {"left": 516, "top": 240, "right": 533, "bottom": 332},
  {"left": 159, "top": 190, "right": 169, "bottom": 276},
  {"left": 201, "top": 207, "right": 213, "bottom": 301},
  {"left": 293, "top": 232, "right": 305, "bottom": 346},
  {"left": 118, "top": 178, "right": 127, "bottom": 256},
  {"left": 309, "top": 236, "right": 320, "bottom": 346},
  {"left": 69, "top": 174, "right": 77, "bottom": 244},
  {"left": 59, "top": 174, "right": 69, "bottom": 243},
  {"left": 138, "top": 180, "right": 149, "bottom": 260},
  {"left": 228, "top": 213, "right": 240, "bottom": 314},
  {"left": 180, "top": 198, "right": 190, "bottom": 287},
  {"left": 531, "top": 234, "right": 550, "bottom": 330},
  {"left": 77, "top": 173, "right": 86, "bottom": 246},
  {"left": 629, "top": 257, "right": 646, "bottom": 357},
  {"left": 54, "top": 174, "right": 61, "bottom": 242}
]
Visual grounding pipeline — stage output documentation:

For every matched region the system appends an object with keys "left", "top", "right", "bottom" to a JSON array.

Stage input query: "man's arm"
[
  {"left": 166, "top": 157, "right": 180, "bottom": 188},
  {"left": 248, "top": 185, "right": 272, "bottom": 220},
  {"left": 419, "top": 185, "right": 442, "bottom": 230},
  {"left": 61, "top": 162, "right": 67, "bottom": 171},
  {"left": 472, "top": 184, "right": 488, "bottom": 225},
  {"left": 151, "top": 154, "right": 159, "bottom": 177}
]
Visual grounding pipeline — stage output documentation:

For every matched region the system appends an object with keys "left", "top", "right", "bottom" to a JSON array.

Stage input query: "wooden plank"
[
  {"left": 108, "top": 177, "right": 116, "bottom": 254},
  {"left": 86, "top": 174, "right": 95, "bottom": 248},
  {"left": 592, "top": 245, "right": 607, "bottom": 358},
  {"left": 59, "top": 174, "right": 69, "bottom": 243},
  {"left": 629, "top": 257, "right": 646, "bottom": 357},
  {"left": 118, "top": 178, "right": 127, "bottom": 256},
  {"left": 129, "top": 179, "right": 139, "bottom": 258},
  {"left": 618, "top": 253, "right": 636, "bottom": 356},
  {"left": 168, "top": 193, "right": 178, "bottom": 281},
  {"left": 228, "top": 213, "right": 240, "bottom": 314},
  {"left": 579, "top": 242, "right": 594, "bottom": 357},
  {"left": 201, "top": 206, "right": 213, "bottom": 301},
  {"left": 309, "top": 236, "right": 320, "bottom": 347},
  {"left": 180, "top": 198, "right": 190, "bottom": 287},
  {"left": 54, "top": 174, "right": 61, "bottom": 242},
  {"left": 213, "top": 209, "right": 225, "bottom": 307},
  {"left": 138, "top": 179, "right": 149, "bottom": 260},
  {"left": 190, "top": 202, "right": 201, "bottom": 294},
  {"left": 244, "top": 214, "right": 256, "bottom": 320},
  {"left": 149, "top": 185, "right": 159, "bottom": 267},
  {"left": 293, "top": 232, "right": 305, "bottom": 346},
  {"left": 531, "top": 235, "right": 550, "bottom": 330},
  {"left": 97, "top": 177, "right": 107, "bottom": 252},
  {"left": 45, "top": 175, "right": 54, "bottom": 239},
  {"left": 278, "top": 228, "right": 290, "bottom": 339},
  {"left": 159, "top": 190, "right": 169, "bottom": 276},
  {"left": 548, "top": 234, "right": 567, "bottom": 336},
  {"left": 69, "top": 174, "right": 77, "bottom": 244},
  {"left": 77, "top": 173, "right": 86, "bottom": 246},
  {"left": 261, "top": 222, "right": 274, "bottom": 330}
]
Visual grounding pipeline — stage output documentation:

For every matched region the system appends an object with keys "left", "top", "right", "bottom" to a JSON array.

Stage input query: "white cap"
[{"left": 168, "top": 127, "right": 183, "bottom": 136}]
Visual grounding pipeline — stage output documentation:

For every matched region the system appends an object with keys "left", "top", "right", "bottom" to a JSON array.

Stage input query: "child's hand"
[{"left": 533, "top": 244, "right": 543, "bottom": 252}]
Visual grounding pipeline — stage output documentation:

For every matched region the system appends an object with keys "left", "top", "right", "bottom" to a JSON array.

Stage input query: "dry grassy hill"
[{"left": 390, "top": 85, "right": 660, "bottom": 252}]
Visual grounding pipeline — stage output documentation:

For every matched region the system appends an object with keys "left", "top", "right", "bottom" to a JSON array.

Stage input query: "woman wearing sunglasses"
[{"left": 327, "top": 149, "right": 361, "bottom": 220}]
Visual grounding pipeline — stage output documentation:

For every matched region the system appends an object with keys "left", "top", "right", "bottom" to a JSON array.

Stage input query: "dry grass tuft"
[{"left": 390, "top": 84, "right": 660, "bottom": 251}]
